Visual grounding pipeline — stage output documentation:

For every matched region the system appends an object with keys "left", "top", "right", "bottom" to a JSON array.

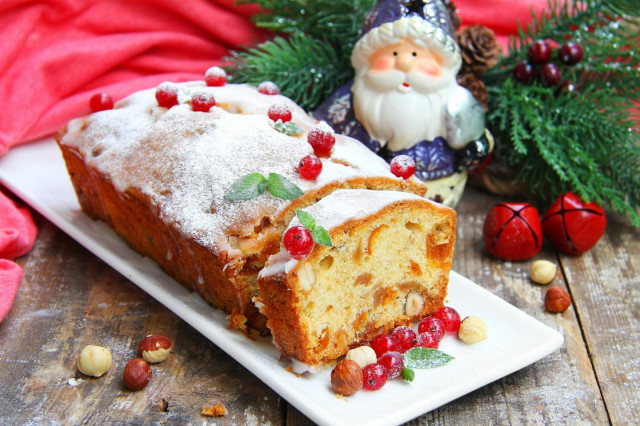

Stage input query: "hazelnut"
[
  {"left": 138, "top": 334, "right": 173, "bottom": 363},
  {"left": 77, "top": 345, "right": 112, "bottom": 377},
  {"left": 530, "top": 260, "right": 557, "bottom": 284},
  {"left": 345, "top": 345, "right": 377, "bottom": 369},
  {"left": 545, "top": 287, "right": 572, "bottom": 313},
  {"left": 405, "top": 291, "right": 424, "bottom": 317},
  {"left": 296, "top": 261, "right": 316, "bottom": 292},
  {"left": 331, "top": 359, "right": 363, "bottom": 396},
  {"left": 458, "top": 316, "right": 487, "bottom": 344},
  {"left": 123, "top": 358, "right": 152, "bottom": 390}
]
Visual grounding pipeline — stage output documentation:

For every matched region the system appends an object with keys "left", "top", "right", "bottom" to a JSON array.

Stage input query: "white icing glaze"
[
  {"left": 258, "top": 189, "right": 426, "bottom": 278},
  {"left": 60, "top": 82, "right": 410, "bottom": 252}
]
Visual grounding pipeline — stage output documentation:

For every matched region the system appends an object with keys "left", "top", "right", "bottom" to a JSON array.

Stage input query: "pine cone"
[
  {"left": 443, "top": 0, "right": 461, "bottom": 30},
  {"left": 457, "top": 72, "right": 488, "bottom": 111},
  {"left": 456, "top": 25, "right": 501, "bottom": 76}
]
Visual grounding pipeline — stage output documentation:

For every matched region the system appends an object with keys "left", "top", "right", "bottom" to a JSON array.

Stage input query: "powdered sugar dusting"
[{"left": 60, "top": 82, "right": 408, "bottom": 252}]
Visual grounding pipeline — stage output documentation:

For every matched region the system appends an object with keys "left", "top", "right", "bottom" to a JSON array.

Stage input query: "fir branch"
[
  {"left": 484, "top": 0, "right": 640, "bottom": 225},
  {"left": 227, "top": 33, "right": 352, "bottom": 110},
  {"left": 242, "top": 0, "right": 376, "bottom": 63}
]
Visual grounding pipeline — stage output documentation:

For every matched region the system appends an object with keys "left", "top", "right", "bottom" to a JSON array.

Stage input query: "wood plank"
[
  {"left": 410, "top": 187, "right": 609, "bottom": 424},
  {"left": 0, "top": 219, "right": 283, "bottom": 425},
  {"left": 560, "top": 213, "right": 640, "bottom": 424}
]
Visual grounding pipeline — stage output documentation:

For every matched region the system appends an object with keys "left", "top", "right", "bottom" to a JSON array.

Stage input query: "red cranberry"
[
  {"left": 298, "top": 155, "right": 322, "bottom": 180},
  {"left": 89, "top": 93, "right": 114, "bottom": 112},
  {"left": 377, "top": 351, "right": 404, "bottom": 379},
  {"left": 418, "top": 317, "right": 445, "bottom": 341},
  {"left": 391, "top": 326, "right": 417, "bottom": 352},
  {"left": 362, "top": 363, "right": 388, "bottom": 391},
  {"left": 283, "top": 226, "right": 314, "bottom": 259},
  {"left": 541, "top": 63, "right": 562, "bottom": 86},
  {"left": 542, "top": 192, "right": 606, "bottom": 255},
  {"left": 268, "top": 104, "right": 292, "bottom": 123},
  {"left": 155, "top": 82, "right": 179, "bottom": 108},
  {"left": 558, "top": 42, "right": 583, "bottom": 65},
  {"left": 307, "top": 127, "right": 335, "bottom": 157},
  {"left": 433, "top": 306, "right": 461, "bottom": 333},
  {"left": 390, "top": 155, "right": 416, "bottom": 179},
  {"left": 258, "top": 81, "right": 281, "bottom": 95},
  {"left": 556, "top": 81, "right": 578, "bottom": 96},
  {"left": 513, "top": 61, "right": 534, "bottom": 82},
  {"left": 415, "top": 332, "right": 439, "bottom": 349},
  {"left": 528, "top": 40, "right": 552, "bottom": 64},
  {"left": 191, "top": 92, "right": 216, "bottom": 112},
  {"left": 370, "top": 334, "right": 400, "bottom": 358},
  {"left": 205, "top": 66, "right": 227, "bottom": 87},
  {"left": 483, "top": 202, "right": 543, "bottom": 260}
]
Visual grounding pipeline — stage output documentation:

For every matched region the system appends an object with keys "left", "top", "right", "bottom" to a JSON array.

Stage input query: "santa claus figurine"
[{"left": 314, "top": 0, "right": 491, "bottom": 207}]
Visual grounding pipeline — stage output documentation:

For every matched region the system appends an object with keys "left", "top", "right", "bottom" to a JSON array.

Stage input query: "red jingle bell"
[
  {"left": 542, "top": 192, "right": 607, "bottom": 255},
  {"left": 483, "top": 202, "right": 543, "bottom": 260}
]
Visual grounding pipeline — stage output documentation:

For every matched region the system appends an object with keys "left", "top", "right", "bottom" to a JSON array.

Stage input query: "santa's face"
[{"left": 352, "top": 38, "right": 458, "bottom": 151}]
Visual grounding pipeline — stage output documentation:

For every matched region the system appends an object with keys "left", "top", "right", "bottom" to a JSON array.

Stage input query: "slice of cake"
[
  {"left": 258, "top": 189, "right": 456, "bottom": 367},
  {"left": 56, "top": 81, "right": 429, "bottom": 332}
]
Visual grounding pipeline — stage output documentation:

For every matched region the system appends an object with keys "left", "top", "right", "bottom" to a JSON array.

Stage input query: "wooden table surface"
[{"left": 1, "top": 184, "right": 638, "bottom": 425}]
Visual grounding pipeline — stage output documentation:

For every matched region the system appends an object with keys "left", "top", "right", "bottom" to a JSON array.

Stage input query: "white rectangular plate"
[{"left": 0, "top": 138, "right": 563, "bottom": 426}]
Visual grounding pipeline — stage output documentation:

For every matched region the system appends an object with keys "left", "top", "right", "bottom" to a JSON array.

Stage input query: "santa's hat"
[{"left": 352, "top": 0, "right": 461, "bottom": 71}]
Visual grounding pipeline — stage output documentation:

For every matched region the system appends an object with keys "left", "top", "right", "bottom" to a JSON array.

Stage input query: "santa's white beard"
[{"left": 352, "top": 68, "right": 458, "bottom": 152}]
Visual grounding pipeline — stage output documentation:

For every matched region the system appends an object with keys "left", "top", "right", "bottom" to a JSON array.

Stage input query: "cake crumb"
[
  {"left": 227, "top": 310, "right": 248, "bottom": 332},
  {"left": 201, "top": 403, "right": 227, "bottom": 417}
]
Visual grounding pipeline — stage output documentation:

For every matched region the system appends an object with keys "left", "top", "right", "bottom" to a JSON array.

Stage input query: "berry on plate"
[
  {"left": 433, "top": 306, "right": 461, "bottom": 333},
  {"left": 362, "top": 363, "right": 388, "bottom": 391}
]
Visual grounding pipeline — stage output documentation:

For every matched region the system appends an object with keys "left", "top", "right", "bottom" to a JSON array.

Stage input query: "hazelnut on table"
[{"left": 77, "top": 345, "right": 112, "bottom": 377}]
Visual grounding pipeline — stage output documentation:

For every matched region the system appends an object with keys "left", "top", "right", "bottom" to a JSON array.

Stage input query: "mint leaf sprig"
[
  {"left": 274, "top": 119, "right": 303, "bottom": 136},
  {"left": 295, "top": 209, "right": 332, "bottom": 247},
  {"left": 225, "top": 172, "right": 303, "bottom": 201},
  {"left": 401, "top": 347, "right": 455, "bottom": 382}
]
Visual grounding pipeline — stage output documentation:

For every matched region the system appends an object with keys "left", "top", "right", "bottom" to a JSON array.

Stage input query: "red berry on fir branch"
[
  {"left": 298, "top": 155, "right": 322, "bottom": 180},
  {"left": 541, "top": 63, "right": 562, "bottom": 86},
  {"left": 89, "top": 93, "right": 114, "bottom": 112},
  {"left": 377, "top": 351, "right": 404, "bottom": 379},
  {"left": 362, "top": 363, "right": 388, "bottom": 391},
  {"left": 155, "top": 82, "right": 179, "bottom": 108},
  {"left": 191, "top": 92, "right": 216, "bottom": 112},
  {"left": 307, "top": 127, "right": 335, "bottom": 157},
  {"left": 483, "top": 202, "right": 543, "bottom": 260},
  {"left": 418, "top": 316, "right": 445, "bottom": 341},
  {"left": 528, "top": 40, "right": 552, "bottom": 64},
  {"left": 513, "top": 61, "right": 534, "bottom": 83},
  {"left": 556, "top": 81, "right": 578, "bottom": 96},
  {"left": 390, "top": 155, "right": 416, "bottom": 179},
  {"left": 258, "top": 81, "right": 281, "bottom": 95},
  {"left": 283, "top": 225, "right": 314, "bottom": 259},
  {"left": 205, "top": 66, "right": 227, "bottom": 87},
  {"left": 433, "top": 306, "right": 461, "bottom": 333},
  {"left": 268, "top": 104, "right": 292, "bottom": 123},
  {"left": 391, "top": 326, "right": 417, "bottom": 353},
  {"left": 558, "top": 42, "right": 583, "bottom": 66},
  {"left": 542, "top": 192, "right": 606, "bottom": 255},
  {"left": 370, "top": 334, "right": 400, "bottom": 358}
]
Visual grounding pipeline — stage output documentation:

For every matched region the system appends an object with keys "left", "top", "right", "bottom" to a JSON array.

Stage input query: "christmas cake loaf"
[
  {"left": 258, "top": 189, "right": 456, "bottom": 367},
  {"left": 56, "top": 81, "right": 433, "bottom": 332}
]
